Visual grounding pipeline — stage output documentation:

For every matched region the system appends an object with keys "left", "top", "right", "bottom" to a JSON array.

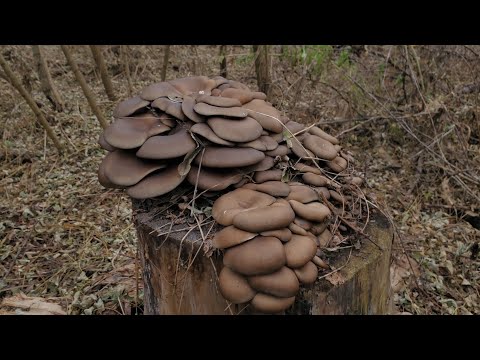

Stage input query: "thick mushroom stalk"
[{"left": 97, "top": 75, "right": 366, "bottom": 314}]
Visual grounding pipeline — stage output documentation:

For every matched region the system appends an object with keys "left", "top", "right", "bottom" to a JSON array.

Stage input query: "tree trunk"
[
  {"left": 0, "top": 52, "right": 63, "bottom": 152},
  {"left": 253, "top": 45, "right": 271, "bottom": 97},
  {"left": 89, "top": 45, "right": 116, "bottom": 101},
  {"left": 219, "top": 45, "right": 227, "bottom": 78},
  {"left": 32, "top": 45, "right": 64, "bottom": 112},
  {"left": 161, "top": 45, "right": 171, "bottom": 82},
  {"left": 61, "top": 45, "right": 108, "bottom": 129},
  {"left": 120, "top": 45, "right": 133, "bottom": 97},
  {"left": 132, "top": 192, "right": 394, "bottom": 315}
]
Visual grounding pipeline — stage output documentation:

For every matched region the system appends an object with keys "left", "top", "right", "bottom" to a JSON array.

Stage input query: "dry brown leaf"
[
  {"left": 390, "top": 253, "right": 420, "bottom": 293},
  {"left": 325, "top": 271, "right": 346, "bottom": 286},
  {"left": 1, "top": 293, "right": 66, "bottom": 315},
  {"left": 440, "top": 177, "right": 455, "bottom": 206}
]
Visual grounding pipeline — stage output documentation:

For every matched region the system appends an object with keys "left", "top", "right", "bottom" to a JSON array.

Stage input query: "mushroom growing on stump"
[{"left": 97, "top": 75, "right": 372, "bottom": 314}]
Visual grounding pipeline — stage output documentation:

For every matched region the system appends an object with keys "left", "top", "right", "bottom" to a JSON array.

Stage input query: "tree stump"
[{"left": 133, "top": 195, "right": 394, "bottom": 315}]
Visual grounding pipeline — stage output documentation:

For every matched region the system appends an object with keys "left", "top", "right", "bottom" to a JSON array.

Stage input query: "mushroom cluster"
[{"left": 98, "top": 75, "right": 364, "bottom": 314}]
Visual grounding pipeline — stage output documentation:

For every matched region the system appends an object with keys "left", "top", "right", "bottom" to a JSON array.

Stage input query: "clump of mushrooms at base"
[{"left": 98, "top": 75, "right": 367, "bottom": 314}]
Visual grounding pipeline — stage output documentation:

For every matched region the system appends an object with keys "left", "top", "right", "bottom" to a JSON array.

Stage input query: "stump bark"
[{"left": 133, "top": 198, "right": 394, "bottom": 315}]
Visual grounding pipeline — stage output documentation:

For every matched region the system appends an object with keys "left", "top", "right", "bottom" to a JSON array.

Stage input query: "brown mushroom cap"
[
  {"left": 97, "top": 162, "right": 123, "bottom": 189},
  {"left": 248, "top": 266, "right": 300, "bottom": 298},
  {"left": 186, "top": 165, "right": 243, "bottom": 191},
  {"left": 317, "top": 228, "right": 333, "bottom": 247},
  {"left": 259, "top": 136, "right": 278, "bottom": 151},
  {"left": 194, "top": 147, "right": 265, "bottom": 168},
  {"left": 126, "top": 164, "right": 186, "bottom": 199},
  {"left": 293, "top": 261, "right": 318, "bottom": 285},
  {"left": 327, "top": 156, "right": 348, "bottom": 173},
  {"left": 181, "top": 96, "right": 206, "bottom": 123},
  {"left": 288, "top": 222, "right": 309, "bottom": 236},
  {"left": 313, "top": 187, "right": 331, "bottom": 200},
  {"left": 238, "top": 138, "right": 267, "bottom": 151},
  {"left": 104, "top": 114, "right": 171, "bottom": 149},
  {"left": 310, "top": 221, "right": 329, "bottom": 236},
  {"left": 303, "top": 135, "right": 338, "bottom": 160},
  {"left": 212, "top": 225, "right": 257, "bottom": 249},
  {"left": 151, "top": 97, "right": 187, "bottom": 121},
  {"left": 286, "top": 185, "right": 319, "bottom": 203},
  {"left": 284, "top": 234, "right": 317, "bottom": 268},
  {"left": 232, "top": 202, "right": 295, "bottom": 233},
  {"left": 241, "top": 181, "right": 291, "bottom": 197},
  {"left": 223, "top": 236, "right": 286, "bottom": 276},
  {"left": 294, "top": 217, "right": 313, "bottom": 231},
  {"left": 169, "top": 76, "right": 216, "bottom": 96},
  {"left": 253, "top": 169, "right": 283, "bottom": 183},
  {"left": 250, "top": 293, "right": 295, "bottom": 314},
  {"left": 221, "top": 88, "right": 267, "bottom": 104},
  {"left": 139, "top": 82, "right": 182, "bottom": 101},
  {"left": 243, "top": 99, "right": 284, "bottom": 133},
  {"left": 294, "top": 162, "right": 321, "bottom": 175},
  {"left": 193, "top": 103, "right": 248, "bottom": 118},
  {"left": 346, "top": 176, "right": 364, "bottom": 186},
  {"left": 98, "top": 133, "right": 117, "bottom": 152},
  {"left": 218, "top": 267, "right": 256, "bottom": 304},
  {"left": 196, "top": 94, "right": 242, "bottom": 107},
  {"left": 309, "top": 126, "right": 339, "bottom": 145},
  {"left": 136, "top": 127, "right": 197, "bottom": 159},
  {"left": 100, "top": 150, "right": 166, "bottom": 187},
  {"left": 302, "top": 173, "right": 330, "bottom": 187},
  {"left": 289, "top": 200, "right": 331, "bottom": 222},
  {"left": 291, "top": 138, "right": 315, "bottom": 159},
  {"left": 212, "top": 188, "right": 275, "bottom": 226},
  {"left": 260, "top": 228, "right": 292, "bottom": 242},
  {"left": 190, "top": 123, "right": 234, "bottom": 146},
  {"left": 265, "top": 145, "right": 289, "bottom": 157},
  {"left": 207, "top": 116, "right": 263, "bottom": 143},
  {"left": 113, "top": 96, "right": 150, "bottom": 117},
  {"left": 242, "top": 156, "right": 274, "bottom": 172},
  {"left": 329, "top": 190, "right": 345, "bottom": 205},
  {"left": 284, "top": 121, "right": 306, "bottom": 135}
]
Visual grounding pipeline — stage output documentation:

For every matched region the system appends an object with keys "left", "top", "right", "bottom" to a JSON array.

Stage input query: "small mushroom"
[
  {"left": 284, "top": 121, "right": 306, "bottom": 135},
  {"left": 329, "top": 190, "right": 345, "bottom": 205},
  {"left": 293, "top": 217, "right": 313, "bottom": 231},
  {"left": 139, "top": 82, "right": 182, "bottom": 101},
  {"left": 182, "top": 96, "right": 206, "bottom": 123},
  {"left": 288, "top": 200, "right": 331, "bottom": 222},
  {"left": 288, "top": 222, "right": 309, "bottom": 236},
  {"left": 259, "top": 136, "right": 278, "bottom": 151},
  {"left": 212, "top": 188, "right": 275, "bottom": 226},
  {"left": 221, "top": 88, "right": 266, "bottom": 104},
  {"left": 294, "top": 162, "right": 321, "bottom": 175},
  {"left": 284, "top": 234, "right": 317, "bottom": 268},
  {"left": 218, "top": 267, "right": 257, "bottom": 304},
  {"left": 207, "top": 116, "right": 263, "bottom": 143},
  {"left": 250, "top": 293, "right": 295, "bottom": 314},
  {"left": 243, "top": 99, "right": 284, "bottom": 133},
  {"left": 223, "top": 236, "right": 286, "bottom": 276},
  {"left": 303, "top": 135, "right": 338, "bottom": 160},
  {"left": 317, "top": 228, "right": 333, "bottom": 248},
  {"left": 242, "top": 156, "right": 275, "bottom": 172},
  {"left": 232, "top": 202, "right": 295, "bottom": 233},
  {"left": 193, "top": 103, "right": 248, "bottom": 118},
  {"left": 302, "top": 173, "right": 330, "bottom": 187},
  {"left": 242, "top": 181, "right": 290, "bottom": 197},
  {"left": 136, "top": 127, "right": 197, "bottom": 159},
  {"left": 309, "top": 126, "right": 339, "bottom": 145},
  {"left": 186, "top": 165, "right": 243, "bottom": 191},
  {"left": 310, "top": 221, "right": 329, "bottom": 236},
  {"left": 253, "top": 169, "right": 283, "bottom": 183},
  {"left": 113, "top": 96, "right": 150, "bottom": 117},
  {"left": 190, "top": 123, "right": 235, "bottom": 146},
  {"left": 260, "top": 228, "right": 292, "bottom": 242},
  {"left": 286, "top": 185, "right": 319, "bottom": 203},
  {"left": 238, "top": 138, "right": 267, "bottom": 151},
  {"left": 151, "top": 97, "right": 187, "bottom": 121},
  {"left": 265, "top": 145, "right": 289, "bottom": 157},
  {"left": 126, "top": 164, "right": 186, "bottom": 199},
  {"left": 313, "top": 187, "right": 331, "bottom": 200},
  {"left": 212, "top": 225, "right": 257, "bottom": 249},
  {"left": 196, "top": 94, "right": 242, "bottom": 107},
  {"left": 290, "top": 138, "right": 315, "bottom": 159},
  {"left": 248, "top": 266, "right": 300, "bottom": 298},
  {"left": 194, "top": 147, "right": 265, "bottom": 168},
  {"left": 327, "top": 156, "right": 348, "bottom": 173},
  {"left": 293, "top": 261, "right": 318, "bottom": 285}
]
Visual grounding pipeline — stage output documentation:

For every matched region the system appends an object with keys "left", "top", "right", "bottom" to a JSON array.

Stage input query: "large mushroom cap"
[
  {"left": 196, "top": 94, "right": 242, "bottom": 107},
  {"left": 212, "top": 188, "right": 275, "bottom": 226},
  {"left": 253, "top": 169, "right": 283, "bottom": 183},
  {"left": 232, "top": 202, "right": 295, "bottom": 233},
  {"left": 126, "top": 164, "right": 186, "bottom": 199},
  {"left": 98, "top": 133, "right": 117, "bottom": 152},
  {"left": 302, "top": 173, "right": 330, "bottom": 187},
  {"left": 250, "top": 293, "right": 295, "bottom": 314},
  {"left": 218, "top": 267, "right": 256, "bottom": 304},
  {"left": 221, "top": 88, "right": 266, "bottom": 104},
  {"left": 243, "top": 99, "right": 284, "bottom": 133},
  {"left": 136, "top": 127, "right": 196, "bottom": 160},
  {"left": 187, "top": 165, "right": 243, "bottom": 192},
  {"left": 248, "top": 266, "right": 299, "bottom": 298},
  {"left": 151, "top": 97, "right": 186, "bottom": 121},
  {"left": 260, "top": 228, "right": 292, "bottom": 242},
  {"left": 289, "top": 199, "right": 331, "bottom": 222},
  {"left": 113, "top": 96, "right": 150, "bottom": 118},
  {"left": 139, "top": 82, "right": 182, "bottom": 101},
  {"left": 327, "top": 156, "right": 348, "bottom": 173},
  {"left": 293, "top": 261, "right": 318, "bottom": 284},
  {"left": 309, "top": 126, "right": 339, "bottom": 145},
  {"left": 194, "top": 147, "right": 265, "bottom": 168},
  {"left": 212, "top": 225, "right": 257, "bottom": 249},
  {"left": 241, "top": 181, "right": 290, "bottom": 197},
  {"left": 169, "top": 75, "right": 216, "bottom": 95},
  {"left": 100, "top": 150, "right": 166, "bottom": 187},
  {"left": 181, "top": 96, "right": 205, "bottom": 123},
  {"left": 284, "top": 234, "right": 317, "bottom": 268},
  {"left": 190, "top": 123, "right": 234, "bottom": 146},
  {"left": 286, "top": 185, "right": 319, "bottom": 203},
  {"left": 193, "top": 103, "right": 248, "bottom": 118},
  {"left": 207, "top": 116, "right": 263, "bottom": 143},
  {"left": 303, "top": 135, "right": 338, "bottom": 160},
  {"left": 223, "top": 236, "right": 286, "bottom": 276}
]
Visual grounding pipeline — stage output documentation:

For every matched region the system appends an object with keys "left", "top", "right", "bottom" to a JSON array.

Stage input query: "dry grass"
[{"left": 1, "top": 45, "right": 479, "bottom": 314}]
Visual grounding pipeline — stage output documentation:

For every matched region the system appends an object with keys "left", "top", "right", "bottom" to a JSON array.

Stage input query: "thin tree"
[
  {"left": 120, "top": 45, "right": 133, "bottom": 97},
  {"left": 89, "top": 45, "right": 116, "bottom": 101},
  {"left": 253, "top": 45, "right": 271, "bottom": 97},
  {"left": 61, "top": 45, "right": 108, "bottom": 129},
  {"left": 219, "top": 45, "right": 227, "bottom": 78},
  {"left": 161, "top": 45, "right": 170, "bottom": 81},
  {"left": 32, "top": 45, "right": 64, "bottom": 112},
  {"left": 0, "top": 52, "right": 63, "bottom": 152}
]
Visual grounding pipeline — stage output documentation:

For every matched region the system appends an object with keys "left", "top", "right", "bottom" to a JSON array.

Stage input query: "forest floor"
[{"left": 0, "top": 45, "right": 479, "bottom": 315}]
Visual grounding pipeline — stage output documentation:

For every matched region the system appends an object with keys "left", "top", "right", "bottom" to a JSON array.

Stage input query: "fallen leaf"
[{"left": 1, "top": 293, "right": 66, "bottom": 315}]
